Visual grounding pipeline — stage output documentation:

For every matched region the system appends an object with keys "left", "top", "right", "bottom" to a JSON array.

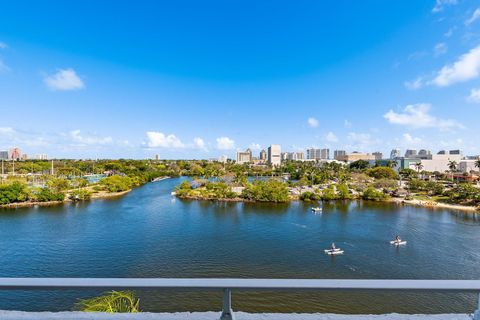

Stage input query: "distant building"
[
  {"left": 8, "top": 147, "right": 22, "bottom": 160},
  {"left": 283, "top": 152, "right": 304, "bottom": 161},
  {"left": 267, "top": 144, "right": 281, "bottom": 167},
  {"left": 155, "top": 154, "right": 160, "bottom": 161},
  {"left": 218, "top": 155, "right": 228, "bottom": 163},
  {"left": 307, "top": 148, "right": 329, "bottom": 160},
  {"left": 236, "top": 148, "right": 252, "bottom": 164},
  {"left": 405, "top": 149, "right": 417, "bottom": 158},
  {"left": 291, "top": 152, "right": 304, "bottom": 161},
  {"left": 0, "top": 150, "right": 8, "bottom": 160},
  {"left": 390, "top": 149, "right": 401, "bottom": 159},
  {"left": 36, "top": 154, "right": 48, "bottom": 160},
  {"left": 337, "top": 152, "right": 376, "bottom": 162},
  {"left": 372, "top": 152, "right": 383, "bottom": 160},
  {"left": 449, "top": 149, "right": 462, "bottom": 155},
  {"left": 333, "top": 150, "right": 346, "bottom": 161},
  {"left": 417, "top": 149, "right": 432, "bottom": 159},
  {"left": 259, "top": 149, "right": 267, "bottom": 161},
  {"left": 21, "top": 154, "right": 28, "bottom": 160}
]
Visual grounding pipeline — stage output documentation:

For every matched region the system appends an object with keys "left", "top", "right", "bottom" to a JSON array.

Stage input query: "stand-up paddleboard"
[
  {"left": 390, "top": 240, "right": 407, "bottom": 246},
  {"left": 324, "top": 248, "right": 344, "bottom": 255}
]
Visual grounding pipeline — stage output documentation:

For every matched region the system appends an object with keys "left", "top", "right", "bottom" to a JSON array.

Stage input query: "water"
[{"left": 0, "top": 177, "right": 479, "bottom": 314}]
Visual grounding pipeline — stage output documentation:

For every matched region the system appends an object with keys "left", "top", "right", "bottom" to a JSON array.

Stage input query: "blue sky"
[{"left": 0, "top": 0, "right": 480, "bottom": 159}]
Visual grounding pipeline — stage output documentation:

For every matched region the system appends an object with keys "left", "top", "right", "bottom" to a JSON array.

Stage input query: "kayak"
[
  {"left": 324, "top": 249, "right": 344, "bottom": 255},
  {"left": 390, "top": 240, "right": 407, "bottom": 245}
]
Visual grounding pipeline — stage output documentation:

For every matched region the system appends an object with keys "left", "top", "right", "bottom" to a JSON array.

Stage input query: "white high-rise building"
[
  {"left": 307, "top": 148, "right": 329, "bottom": 160},
  {"left": 267, "top": 144, "right": 281, "bottom": 167},
  {"left": 236, "top": 148, "right": 252, "bottom": 164}
]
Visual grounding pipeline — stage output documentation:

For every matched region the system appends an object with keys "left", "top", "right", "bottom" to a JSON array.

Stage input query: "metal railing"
[{"left": 0, "top": 278, "right": 479, "bottom": 320}]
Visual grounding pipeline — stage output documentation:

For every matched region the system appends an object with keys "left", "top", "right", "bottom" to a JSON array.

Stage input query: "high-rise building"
[
  {"left": 267, "top": 144, "right": 281, "bottom": 167},
  {"left": 155, "top": 154, "right": 160, "bottom": 161},
  {"left": 284, "top": 152, "right": 304, "bottom": 161},
  {"left": 390, "top": 149, "right": 401, "bottom": 159},
  {"left": 259, "top": 149, "right": 267, "bottom": 161},
  {"left": 372, "top": 152, "right": 383, "bottom": 160},
  {"left": 36, "top": 154, "right": 48, "bottom": 160},
  {"left": 236, "top": 148, "right": 252, "bottom": 164},
  {"left": 334, "top": 150, "right": 346, "bottom": 160},
  {"left": 8, "top": 147, "right": 22, "bottom": 160},
  {"left": 405, "top": 149, "right": 417, "bottom": 158},
  {"left": 307, "top": 148, "right": 329, "bottom": 160},
  {"left": 0, "top": 150, "right": 8, "bottom": 160}
]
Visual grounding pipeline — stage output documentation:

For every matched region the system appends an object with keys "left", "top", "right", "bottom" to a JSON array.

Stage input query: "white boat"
[
  {"left": 390, "top": 240, "right": 407, "bottom": 246},
  {"left": 171, "top": 191, "right": 177, "bottom": 196},
  {"left": 324, "top": 249, "right": 344, "bottom": 255},
  {"left": 311, "top": 207, "right": 322, "bottom": 213}
]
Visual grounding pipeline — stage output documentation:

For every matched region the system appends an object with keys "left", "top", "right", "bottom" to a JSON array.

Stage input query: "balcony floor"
[{"left": 0, "top": 311, "right": 471, "bottom": 320}]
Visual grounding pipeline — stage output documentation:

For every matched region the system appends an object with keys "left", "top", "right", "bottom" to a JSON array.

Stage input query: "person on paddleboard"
[{"left": 395, "top": 235, "right": 401, "bottom": 242}]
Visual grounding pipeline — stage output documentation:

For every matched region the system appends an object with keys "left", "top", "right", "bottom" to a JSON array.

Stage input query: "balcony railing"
[{"left": 0, "top": 278, "right": 479, "bottom": 320}]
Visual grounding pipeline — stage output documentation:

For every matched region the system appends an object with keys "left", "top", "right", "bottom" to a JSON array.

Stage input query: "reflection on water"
[{"left": 0, "top": 177, "right": 479, "bottom": 314}]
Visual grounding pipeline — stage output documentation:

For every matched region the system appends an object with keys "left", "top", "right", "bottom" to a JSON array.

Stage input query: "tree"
[
  {"left": 366, "top": 167, "right": 398, "bottom": 180},
  {"left": 349, "top": 160, "right": 370, "bottom": 171},
  {"left": 475, "top": 159, "right": 480, "bottom": 172},
  {"left": 362, "top": 187, "right": 389, "bottom": 201},
  {"left": 414, "top": 162, "right": 424, "bottom": 173},
  {"left": 242, "top": 180, "right": 289, "bottom": 202},
  {"left": 448, "top": 160, "right": 458, "bottom": 181}
]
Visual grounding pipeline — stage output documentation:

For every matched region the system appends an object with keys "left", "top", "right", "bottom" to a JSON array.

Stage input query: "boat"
[
  {"left": 324, "top": 248, "right": 344, "bottom": 255},
  {"left": 311, "top": 207, "right": 322, "bottom": 213},
  {"left": 390, "top": 240, "right": 407, "bottom": 246}
]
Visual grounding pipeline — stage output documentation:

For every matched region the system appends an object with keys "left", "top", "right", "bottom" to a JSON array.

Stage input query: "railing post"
[
  {"left": 219, "top": 288, "right": 235, "bottom": 320},
  {"left": 474, "top": 292, "right": 480, "bottom": 320}
]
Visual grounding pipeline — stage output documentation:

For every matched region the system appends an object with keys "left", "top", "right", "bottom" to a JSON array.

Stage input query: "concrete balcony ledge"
[{"left": 0, "top": 311, "right": 471, "bottom": 320}]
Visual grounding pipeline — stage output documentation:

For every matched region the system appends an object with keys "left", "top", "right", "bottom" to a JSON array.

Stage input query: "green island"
[
  {"left": 1, "top": 159, "right": 479, "bottom": 211},
  {"left": 173, "top": 159, "right": 480, "bottom": 211}
]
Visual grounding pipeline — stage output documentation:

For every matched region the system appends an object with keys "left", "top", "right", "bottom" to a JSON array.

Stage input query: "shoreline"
[
  {"left": 0, "top": 189, "right": 132, "bottom": 209},
  {"left": 389, "top": 197, "right": 480, "bottom": 212},
  {"left": 176, "top": 195, "right": 480, "bottom": 213}
]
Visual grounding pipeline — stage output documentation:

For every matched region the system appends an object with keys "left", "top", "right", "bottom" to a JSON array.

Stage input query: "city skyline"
[{"left": 1, "top": 1, "right": 480, "bottom": 159}]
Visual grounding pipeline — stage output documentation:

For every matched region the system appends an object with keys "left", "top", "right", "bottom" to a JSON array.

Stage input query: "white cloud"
[
  {"left": 69, "top": 130, "right": 113, "bottom": 146},
  {"left": 193, "top": 137, "right": 207, "bottom": 151},
  {"left": 0, "top": 42, "right": 7, "bottom": 49},
  {"left": 466, "top": 8, "right": 480, "bottom": 25},
  {"left": 404, "top": 77, "right": 424, "bottom": 90},
  {"left": 431, "top": 45, "right": 480, "bottom": 87},
  {"left": 325, "top": 132, "right": 338, "bottom": 143},
  {"left": 432, "top": 0, "right": 458, "bottom": 13},
  {"left": 249, "top": 143, "right": 261, "bottom": 150},
  {"left": 444, "top": 28, "right": 454, "bottom": 37},
  {"left": 384, "top": 103, "right": 463, "bottom": 131},
  {"left": 44, "top": 68, "right": 85, "bottom": 91},
  {"left": 307, "top": 117, "right": 319, "bottom": 128},
  {"left": 216, "top": 137, "right": 235, "bottom": 150},
  {"left": 466, "top": 88, "right": 480, "bottom": 103},
  {"left": 434, "top": 42, "right": 448, "bottom": 56},
  {"left": 402, "top": 133, "right": 422, "bottom": 145},
  {"left": 146, "top": 131, "right": 184, "bottom": 148}
]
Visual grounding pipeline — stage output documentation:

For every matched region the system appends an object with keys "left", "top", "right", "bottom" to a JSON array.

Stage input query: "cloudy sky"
[{"left": 0, "top": 0, "right": 480, "bottom": 159}]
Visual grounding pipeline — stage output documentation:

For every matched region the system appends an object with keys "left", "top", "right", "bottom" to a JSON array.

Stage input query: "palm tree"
[
  {"left": 414, "top": 162, "right": 424, "bottom": 173},
  {"left": 448, "top": 160, "right": 457, "bottom": 182},
  {"left": 390, "top": 160, "right": 398, "bottom": 169}
]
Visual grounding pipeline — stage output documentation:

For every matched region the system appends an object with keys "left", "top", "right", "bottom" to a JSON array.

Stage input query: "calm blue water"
[{"left": 0, "top": 177, "right": 479, "bottom": 314}]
